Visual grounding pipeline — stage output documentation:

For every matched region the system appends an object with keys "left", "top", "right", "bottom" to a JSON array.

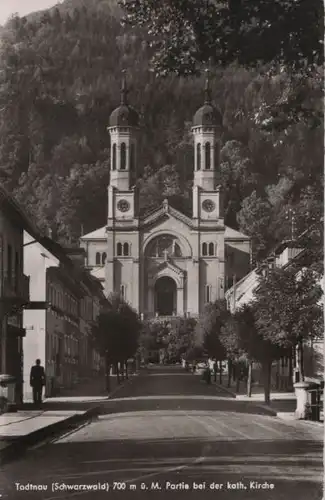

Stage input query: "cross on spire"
[
  {"left": 204, "top": 57, "right": 213, "bottom": 104},
  {"left": 120, "top": 69, "right": 128, "bottom": 105}
]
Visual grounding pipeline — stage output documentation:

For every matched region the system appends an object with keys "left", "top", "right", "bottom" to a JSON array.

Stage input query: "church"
[{"left": 80, "top": 75, "right": 251, "bottom": 319}]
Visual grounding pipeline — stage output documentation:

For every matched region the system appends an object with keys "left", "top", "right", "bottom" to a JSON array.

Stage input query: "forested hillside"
[{"left": 0, "top": 0, "right": 322, "bottom": 262}]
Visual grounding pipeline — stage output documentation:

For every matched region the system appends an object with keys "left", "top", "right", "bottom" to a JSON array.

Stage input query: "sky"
[{"left": 0, "top": 0, "right": 62, "bottom": 26}]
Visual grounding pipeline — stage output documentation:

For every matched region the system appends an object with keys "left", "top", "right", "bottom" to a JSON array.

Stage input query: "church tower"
[
  {"left": 105, "top": 73, "right": 141, "bottom": 306},
  {"left": 107, "top": 72, "right": 139, "bottom": 220},
  {"left": 192, "top": 70, "right": 223, "bottom": 220}
]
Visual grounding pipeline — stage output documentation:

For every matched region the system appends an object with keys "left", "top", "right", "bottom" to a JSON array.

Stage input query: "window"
[
  {"left": 120, "top": 285, "right": 126, "bottom": 300},
  {"left": 120, "top": 142, "right": 126, "bottom": 170},
  {"left": 130, "top": 143, "right": 135, "bottom": 171},
  {"left": 202, "top": 242, "right": 208, "bottom": 256},
  {"left": 102, "top": 252, "right": 107, "bottom": 265},
  {"left": 15, "top": 251, "right": 19, "bottom": 287},
  {"left": 205, "top": 142, "right": 211, "bottom": 170},
  {"left": 205, "top": 285, "right": 211, "bottom": 303},
  {"left": 208, "top": 242, "right": 214, "bottom": 256},
  {"left": 196, "top": 143, "right": 201, "bottom": 170},
  {"left": 95, "top": 252, "right": 101, "bottom": 265},
  {"left": 112, "top": 143, "right": 116, "bottom": 170},
  {"left": 7, "top": 244, "right": 12, "bottom": 282},
  {"left": 117, "top": 242, "right": 130, "bottom": 256}
]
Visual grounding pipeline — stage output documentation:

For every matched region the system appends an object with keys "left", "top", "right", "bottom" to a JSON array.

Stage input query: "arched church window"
[
  {"left": 202, "top": 242, "right": 208, "bottom": 256},
  {"left": 205, "top": 142, "right": 211, "bottom": 170},
  {"left": 130, "top": 143, "right": 135, "bottom": 171},
  {"left": 95, "top": 252, "right": 101, "bottom": 265},
  {"left": 205, "top": 285, "right": 211, "bottom": 303},
  {"left": 148, "top": 236, "right": 182, "bottom": 258},
  {"left": 120, "top": 142, "right": 126, "bottom": 170},
  {"left": 117, "top": 243, "right": 122, "bottom": 256},
  {"left": 123, "top": 242, "right": 129, "bottom": 256},
  {"left": 112, "top": 144, "right": 116, "bottom": 171},
  {"left": 208, "top": 242, "right": 214, "bottom": 256},
  {"left": 196, "top": 143, "right": 201, "bottom": 170},
  {"left": 102, "top": 252, "right": 107, "bottom": 265}
]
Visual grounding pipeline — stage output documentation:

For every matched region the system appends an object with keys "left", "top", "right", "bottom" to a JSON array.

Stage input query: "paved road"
[{"left": 0, "top": 366, "right": 323, "bottom": 499}]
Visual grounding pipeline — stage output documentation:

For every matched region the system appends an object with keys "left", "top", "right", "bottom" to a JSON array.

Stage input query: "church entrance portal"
[{"left": 154, "top": 277, "right": 176, "bottom": 316}]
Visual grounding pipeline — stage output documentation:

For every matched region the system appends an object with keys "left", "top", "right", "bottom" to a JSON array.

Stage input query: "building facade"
[
  {"left": 0, "top": 188, "right": 38, "bottom": 404},
  {"left": 23, "top": 234, "right": 105, "bottom": 401},
  {"left": 225, "top": 237, "right": 324, "bottom": 388},
  {"left": 80, "top": 76, "right": 251, "bottom": 318}
]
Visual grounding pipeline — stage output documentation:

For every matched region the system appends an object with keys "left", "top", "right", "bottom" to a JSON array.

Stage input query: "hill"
[{"left": 0, "top": 0, "right": 322, "bottom": 263}]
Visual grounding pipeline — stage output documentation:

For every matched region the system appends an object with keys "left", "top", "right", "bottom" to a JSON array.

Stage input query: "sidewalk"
[
  {"left": 214, "top": 374, "right": 323, "bottom": 424},
  {"left": 0, "top": 372, "right": 138, "bottom": 463},
  {"left": 0, "top": 407, "right": 98, "bottom": 464}
]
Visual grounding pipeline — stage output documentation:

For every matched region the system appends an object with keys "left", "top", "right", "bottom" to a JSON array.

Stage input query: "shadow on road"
[{"left": 100, "top": 396, "right": 275, "bottom": 416}]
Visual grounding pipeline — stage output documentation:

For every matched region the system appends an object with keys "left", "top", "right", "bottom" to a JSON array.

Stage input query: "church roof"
[
  {"left": 81, "top": 226, "right": 106, "bottom": 240},
  {"left": 89, "top": 266, "right": 106, "bottom": 280},
  {"left": 80, "top": 204, "right": 250, "bottom": 242},
  {"left": 224, "top": 226, "right": 250, "bottom": 241}
]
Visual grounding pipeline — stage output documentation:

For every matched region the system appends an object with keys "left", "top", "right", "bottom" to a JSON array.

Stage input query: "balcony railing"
[{"left": 1, "top": 272, "right": 30, "bottom": 304}]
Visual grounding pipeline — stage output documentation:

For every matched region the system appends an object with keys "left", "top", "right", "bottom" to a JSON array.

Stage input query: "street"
[{"left": 0, "top": 365, "right": 323, "bottom": 499}]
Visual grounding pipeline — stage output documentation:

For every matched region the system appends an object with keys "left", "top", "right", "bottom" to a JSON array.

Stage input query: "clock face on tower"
[
  {"left": 117, "top": 199, "right": 130, "bottom": 213},
  {"left": 202, "top": 199, "right": 215, "bottom": 212}
]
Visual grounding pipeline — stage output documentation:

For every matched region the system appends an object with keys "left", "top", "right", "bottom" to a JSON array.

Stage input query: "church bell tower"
[{"left": 107, "top": 71, "right": 139, "bottom": 220}]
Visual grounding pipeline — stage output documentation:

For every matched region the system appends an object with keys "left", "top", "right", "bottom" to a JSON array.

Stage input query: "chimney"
[{"left": 65, "top": 247, "right": 86, "bottom": 267}]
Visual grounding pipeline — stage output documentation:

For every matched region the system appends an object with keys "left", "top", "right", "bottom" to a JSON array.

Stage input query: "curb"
[
  {"left": 108, "top": 371, "right": 139, "bottom": 399},
  {"left": 0, "top": 407, "right": 99, "bottom": 465},
  {"left": 214, "top": 383, "right": 236, "bottom": 398}
]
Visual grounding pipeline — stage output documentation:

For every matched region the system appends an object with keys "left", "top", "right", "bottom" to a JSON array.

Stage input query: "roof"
[
  {"left": 109, "top": 104, "right": 139, "bottom": 128},
  {"left": 193, "top": 103, "right": 222, "bottom": 127},
  {"left": 81, "top": 226, "right": 106, "bottom": 240},
  {"left": 81, "top": 205, "right": 250, "bottom": 242},
  {"left": 224, "top": 226, "right": 250, "bottom": 241},
  {"left": 0, "top": 186, "right": 42, "bottom": 240}
]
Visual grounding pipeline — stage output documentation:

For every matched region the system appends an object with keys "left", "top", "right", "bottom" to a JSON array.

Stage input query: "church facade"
[{"left": 80, "top": 76, "right": 251, "bottom": 319}]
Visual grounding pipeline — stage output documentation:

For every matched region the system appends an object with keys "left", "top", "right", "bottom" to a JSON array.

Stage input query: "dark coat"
[{"left": 30, "top": 365, "right": 46, "bottom": 388}]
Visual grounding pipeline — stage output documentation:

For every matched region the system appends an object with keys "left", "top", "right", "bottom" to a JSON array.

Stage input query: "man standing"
[{"left": 30, "top": 359, "right": 46, "bottom": 406}]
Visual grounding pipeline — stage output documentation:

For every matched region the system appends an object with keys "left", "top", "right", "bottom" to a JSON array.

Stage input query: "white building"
[
  {"left": 80, "top": 75, "right": 251, "bottom": 318},
  {"left": 225, "top": 239, "right": 324, "bottom": 387},
  {"left": 23, "top": 232, "right": 60, "bottom": 400}
]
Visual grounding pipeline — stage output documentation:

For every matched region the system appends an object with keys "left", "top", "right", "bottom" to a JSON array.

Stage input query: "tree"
[
  {"left": 166, "top": 317, "right": 198, "bottom": 362},
  {"left": 237, "top": 190, "right": 274, "bottom": 262},
  {"left": 92, "top": 293, "right": 141, "bottom": 390},
  {"left": 253, "top": 263, "right": 323, "bottom": 385},
  {"left": 221, "top": 304, "right": 287, "bottom": 402},
  {"left": 120, "top": 0, "right": 323, "bottom": 75},
  {"left": 196, "top": 300, "right": 228, "bottom": 375}
]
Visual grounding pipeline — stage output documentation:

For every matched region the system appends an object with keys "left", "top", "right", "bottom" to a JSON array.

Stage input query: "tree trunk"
[
  {"left": 219, "top": 360, "right": 222, "bottom": 384},
  {"left": 247, "top": 361, "right": 252, "bottom": 397},
  {"left": 296, "top": 340, "right": 305, "bottom": 382},
  {"left": 288, "top": 351, "right": 293, "bottom": 389},
  {"left": 235, "top": 365, "right": 240, "bottom": 392},
  {"left": 115, "top": 363, "right": 120, "bottom": 384},
  {"left": 232, "top": 363, "right": 236, "bottom": 382},
  {"left": 227, "top": 360, "right": 232, "bottom": 388},
  {"left": 105, "top": 353, "right": 110, "bottom": 393},
  {"left": 263, "top": 361, "right": 272, "bottom": 405},
  {"left": 120, "top": 361, "right": 125, "bottom": 382}
]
